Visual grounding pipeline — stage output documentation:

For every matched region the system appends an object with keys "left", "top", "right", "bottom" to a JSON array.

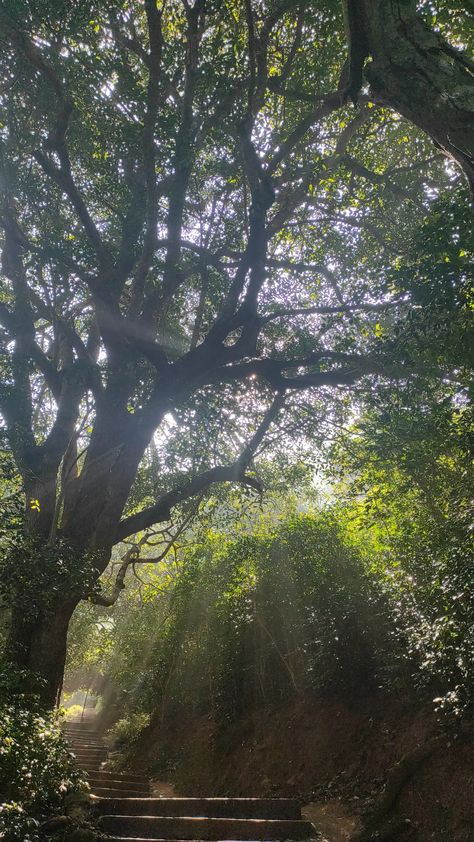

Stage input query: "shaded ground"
[
  {"left": 150, "top": 780, "right": 178, "bottom": 798},
  {"left": 302, "top": 801, "right": 356, "bottom": 842},
  {"left": 124, "top": 695, "right": 474, "bottom": 841}
]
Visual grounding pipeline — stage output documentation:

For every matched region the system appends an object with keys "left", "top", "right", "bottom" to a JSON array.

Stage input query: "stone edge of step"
[
  {"left": 92, "top": 797, "right": 300, "bottom": 820},
  {"left": 98, "top": 815, "right": 316, "bottom": 833}
]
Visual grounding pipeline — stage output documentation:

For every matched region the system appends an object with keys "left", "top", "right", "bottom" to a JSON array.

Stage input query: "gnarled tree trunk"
[
  {"left": 343, "top": 0, "right": 474, "bottom": 193},
  {"left": 6, "top": 597, "right": 80, "bottom": 707}
]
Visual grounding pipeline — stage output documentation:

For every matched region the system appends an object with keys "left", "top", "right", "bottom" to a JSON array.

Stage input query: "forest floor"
[{"left": 123, "top": 694, "right": 474, "bottom": 842}]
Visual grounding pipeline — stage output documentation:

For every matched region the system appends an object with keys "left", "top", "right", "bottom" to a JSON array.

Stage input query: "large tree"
[{"left": 0, "top": 0, "right": 471, "bottom": 705}]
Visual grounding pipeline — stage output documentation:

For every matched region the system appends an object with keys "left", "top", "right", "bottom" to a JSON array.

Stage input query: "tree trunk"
[
  {"left": 343, "top": 0, "right": 474, "bottom": 194},
  {"left": 6, "top": 597, "right": 79, "bottom": 707}
]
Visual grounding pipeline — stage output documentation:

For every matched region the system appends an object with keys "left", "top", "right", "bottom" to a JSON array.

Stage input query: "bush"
[
  {"left": 107, "top": 712, "right": 151, "bottom": 749},
  {"left": 63, "top": 704, "right": 85, "bottom": 720},
  {"left": 0, "top": 662, "right": 88, "bottom": 842}
]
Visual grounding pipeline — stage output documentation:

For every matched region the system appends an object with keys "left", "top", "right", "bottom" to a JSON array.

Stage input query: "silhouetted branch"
[{"left": 115, "top": 393, "right": 285, "bottom": 542}]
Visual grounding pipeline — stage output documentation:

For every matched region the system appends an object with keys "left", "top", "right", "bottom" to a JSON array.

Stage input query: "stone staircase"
[{"left": 63, "top": 722, "right": 317, "bottom": 841}]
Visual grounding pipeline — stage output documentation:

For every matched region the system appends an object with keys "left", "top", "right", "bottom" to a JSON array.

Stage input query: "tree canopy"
[{"left": 0, "top": 0, "right": 472, "bottom": 704}]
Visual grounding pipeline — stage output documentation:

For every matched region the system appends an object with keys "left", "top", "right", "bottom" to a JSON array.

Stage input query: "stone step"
[
  {"left": 89, "top": 778, "right": 150, "bottom": 794},
  {"left": 62, "top": 722, "right": 97, "bottom": 734},
  {"left": 68, "top": 743, "right": 105, "bottom": 751},
  {"left": 64, "top": 730, "right": 100, "bottom": 738},
  {"left": 95, "top": 798, "right": 301, "bottom": 820},
  {"left": 68, "top": 744, "right": 106, "bottom": 751},
  {"left": 65, "top": 732, "right": 104, "bottom": 739},
  {"left": 87, "top": 769, "right": 150, "bottom": 784},
  {"left": 77, "top": 763, "right": 108, "bottom": 775},
  {"left": 94, "top": 787, "right": 154, "bottom": 799},
  {"left": 99, "top": 815, "right": 316, "bottom": 840},
  {"left": 73, "top": 751, "right": 109, "bottom": 760},
  {"left": 76, "top": 757, "right": 107, "bottom": 765},
  {"left": 72, "top": 744, "right": 107, "bottom": 751}
]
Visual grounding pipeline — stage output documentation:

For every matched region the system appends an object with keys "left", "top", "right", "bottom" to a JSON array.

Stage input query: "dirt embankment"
[{"left": 127, "top": 696, "right": 474, "bottom": 841}]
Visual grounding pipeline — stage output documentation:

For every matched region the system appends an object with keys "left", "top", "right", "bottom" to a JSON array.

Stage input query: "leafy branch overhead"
[{"left": 0, "top": 0, "right": 472, "bottom": 702}]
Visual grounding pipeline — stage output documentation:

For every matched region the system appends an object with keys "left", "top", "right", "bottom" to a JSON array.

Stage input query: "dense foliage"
[
  {"left": 332, "top": 395, "right": 474, "bottom": 717},
  {"left": 0, "top": 665, "right": 87, "bottom": 842},
  {"left": 68, "top": 481, "right": 472, "bottom": 745}
]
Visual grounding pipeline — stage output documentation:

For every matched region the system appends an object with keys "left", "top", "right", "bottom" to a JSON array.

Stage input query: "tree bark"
[
  {"left": 6, "top": 597, "right": 79, "bottom": 707},
  {"left": 343, "top": 0, "right": 474, "bottom": 194}
]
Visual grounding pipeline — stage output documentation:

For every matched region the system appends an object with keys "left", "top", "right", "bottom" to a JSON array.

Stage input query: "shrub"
[
  {"left": 106, "top": 712, "right": 151, "bottom": 750},
  {"left": 63, "top": 704, "right": 85, "bottom": 720},
  {"left": 0, "top": 662, "right": 88, "bottom": 842}
]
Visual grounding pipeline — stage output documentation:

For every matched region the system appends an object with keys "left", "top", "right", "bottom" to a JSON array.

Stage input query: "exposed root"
[{"left": 350, "top": 736, "right": 445, "bottom": 842}]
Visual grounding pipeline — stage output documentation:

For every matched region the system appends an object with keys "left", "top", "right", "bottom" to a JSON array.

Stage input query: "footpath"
[{"left": 64, "top": 721, "right": 318, "bottom": 841}]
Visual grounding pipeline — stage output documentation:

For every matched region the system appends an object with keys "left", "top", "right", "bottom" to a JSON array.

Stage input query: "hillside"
[{"left": 122, "top": 695, "right": 474, "bottom": 841}]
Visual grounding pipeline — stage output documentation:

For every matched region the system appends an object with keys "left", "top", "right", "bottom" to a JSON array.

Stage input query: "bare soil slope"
[{"left": 126, "top": 696, "right": 474, "bottom": 841}]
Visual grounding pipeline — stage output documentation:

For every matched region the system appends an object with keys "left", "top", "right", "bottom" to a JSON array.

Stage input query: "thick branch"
[
  {"left": 115, "top": 393, "right": 285, "bottom": 542},
  {"left": 115, "top": 464, "right": 258, "bottom": 542},
  {"left": 0, "top": 301, "right": 62, "bottom": 397},
  {"left": 340, "top": 0, "right": 474, "bottom": 194},
  {"left": 204, "top": 352, "right": 380, "bottom": 391}
]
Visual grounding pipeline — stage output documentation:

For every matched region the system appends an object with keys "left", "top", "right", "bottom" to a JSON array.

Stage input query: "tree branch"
[
  {"left": 204, "top": 352, "right": 380, "bottom": 391},
  {"left": 33, "top": 150, "right": 112, "bottom": 269},
  {"left": 87, "top": 544, "right": 140, "bottom": 606},
  {"left": 128, "top": 0, "right": 163, "bottom": 314},
  {"left": 2, "top": 14, "right": 114, "bottom": 270},
  {"left": 149, "top": 0, "right": 205, "bottom": 326},
  {"left": 267, "top": 91, "right": 343, "bottom": 175},
  {"left": 115, "top": 393, "right": 285, "bottom": 542},
  {"left": 260, "top": 298, "right": 407, "bottom": 324}
]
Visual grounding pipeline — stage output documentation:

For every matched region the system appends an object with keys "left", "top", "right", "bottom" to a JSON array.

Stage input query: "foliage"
[
  {"left": 0, "top": 444, "right": 23, "bottom": 647},
  {"left": 330, "top": 402, "right": 474, "bottom": 718},
  {"left": 0, "top": 0, "right": 472, "bottom": 701},
  {"left": 0, "top": 539, "right": 104, "bottom": 613},
  {"left": 0, "top": 663, "right": 87, "bottom": 842},
  {"left": 63, "top": 704, "right": 85, "bottom": 720},
  {"left": 107, "top": 712, "right": 151, "bottom": 751},
  {"left": 0, "top": 440, "right": 23, "bottom": 554},
  {"left": 323, "top": 192, "right": 474, "bottom": 719},
  {"left": 83, "top": 513, "right": 401, "bottom": 733}
]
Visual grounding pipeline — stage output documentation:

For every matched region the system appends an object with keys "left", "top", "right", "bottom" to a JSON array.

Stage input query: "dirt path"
[
  {"left": 150, "top": 779, "right": 178, "bottom": 797},
  {"left": 302, "top": 799, "right": 357, "bottom": 842}
]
